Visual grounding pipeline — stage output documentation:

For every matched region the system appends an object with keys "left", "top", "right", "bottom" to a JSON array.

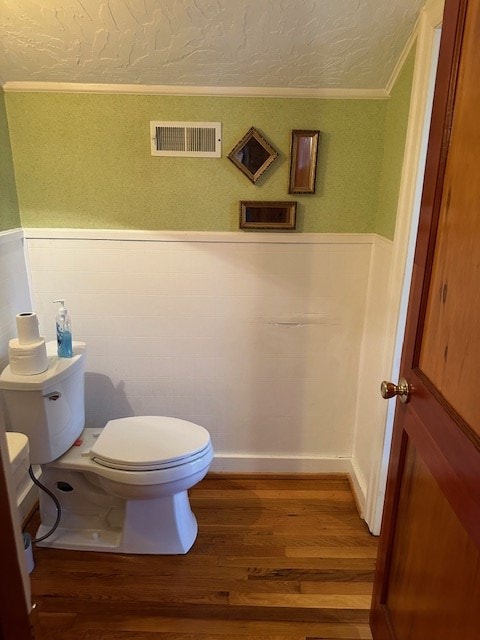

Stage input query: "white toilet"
[
  {"left": 0, "top": 342, "right": 213, "bottom": 554},
  {"left": 6, "top": 432, "right": 32, "bottom": 518}
]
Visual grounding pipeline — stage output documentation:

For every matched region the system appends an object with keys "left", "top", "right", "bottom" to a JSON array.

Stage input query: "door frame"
[
  {"left": 371, "top": 0, "right": 472, "bottom": 635},
  {"left": 364, "top": 0, "right": 445, "bottom": 534}
]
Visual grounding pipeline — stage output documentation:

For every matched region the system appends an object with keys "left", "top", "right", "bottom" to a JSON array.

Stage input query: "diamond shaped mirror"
[{"left": 228, "top": 127, "right": 279, "bottom": 184}]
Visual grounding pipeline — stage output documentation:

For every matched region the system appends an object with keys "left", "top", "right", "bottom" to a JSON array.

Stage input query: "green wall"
[
  {"left": 4, "top": 49, "right": 415, "bottom": 235},
  {"left": 6, "top": 93, "right": 387, "bottom": 233},
  {"left": 376, "top": 46, "right": 416, "bottom": 239},
  {"left": 0, "top": 88, "right": 20, "bottom": 231}
]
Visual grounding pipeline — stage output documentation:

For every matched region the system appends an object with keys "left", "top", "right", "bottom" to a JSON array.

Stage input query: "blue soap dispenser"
[{"left": 53, "top": 299, "right": 73, "bottom": 358}]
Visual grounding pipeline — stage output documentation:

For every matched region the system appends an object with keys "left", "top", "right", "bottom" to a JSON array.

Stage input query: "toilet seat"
[{"left": 89, "top": 416, "right": 212, "bottom": 472}]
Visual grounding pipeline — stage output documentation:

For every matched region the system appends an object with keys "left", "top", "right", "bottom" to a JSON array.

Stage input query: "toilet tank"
[{"left": 0, "top": 341, "right": 86, "bottom": 464}]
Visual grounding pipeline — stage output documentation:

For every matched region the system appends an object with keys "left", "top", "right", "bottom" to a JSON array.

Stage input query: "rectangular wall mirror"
[
  {"left": 240, "top": 201, "right": 297, "bottom": 230},
  {"left": 288, "top": 130, "right": 320, "bottom": 194}
]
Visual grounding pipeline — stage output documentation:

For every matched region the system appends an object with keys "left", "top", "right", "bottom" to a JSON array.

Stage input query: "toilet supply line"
[{"left": 27, "top": 466, "right": 62, "bottom": 543}]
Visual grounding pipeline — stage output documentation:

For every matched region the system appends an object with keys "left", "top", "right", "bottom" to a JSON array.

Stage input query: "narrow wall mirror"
[
  {"left": 240, "top": 201, "right": 297, "bottom": 230},
  {"left": 288, "top": 130, "right": 320, "bottom": 194},
  {"left": 228, "top": 127, "right": 279, "bottom": 184}
]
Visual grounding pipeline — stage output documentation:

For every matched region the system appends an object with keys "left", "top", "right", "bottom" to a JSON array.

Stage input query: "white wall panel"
[{"left": 26, "top": 231, "right": 374, "bottom": 472}]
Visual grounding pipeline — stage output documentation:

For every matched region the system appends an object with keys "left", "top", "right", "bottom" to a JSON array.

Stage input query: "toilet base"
[
  {"left": 36, "top": 525, "right": 123, "bottom": 551},
  {"left": 35, "top": 466, "right": 199, "bottom": 554}
]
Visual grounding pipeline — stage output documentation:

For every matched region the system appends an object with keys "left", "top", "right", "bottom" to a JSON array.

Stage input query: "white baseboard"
[
  {"left": 210, "top": 454, "right": 352, "bottom": 474},
  {"left": 347, "top": 458, "right": 367, "bottom": 519}
]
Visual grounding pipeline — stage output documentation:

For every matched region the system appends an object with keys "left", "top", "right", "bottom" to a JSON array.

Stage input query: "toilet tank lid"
[
  {"left": 0, "top": 341, "right": 86, "bottom": 391},
  {"left": 90, "top": 416, "right": 211, "bottom": 467}
]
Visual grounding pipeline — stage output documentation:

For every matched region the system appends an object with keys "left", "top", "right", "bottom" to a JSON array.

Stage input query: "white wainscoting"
[
  {"left": 351, "top": 235, "right": 394, "bottom": 516},
  {"left": 25, "top": 230, "right": 379, "bottom": 475}
]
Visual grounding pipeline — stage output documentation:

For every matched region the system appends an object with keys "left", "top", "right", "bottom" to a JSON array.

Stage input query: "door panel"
[
  {"left": 386, "top": 433, "right": 480, "bottom": 640},
  {"left": 419, "top": 0, "right": 480, "bottom": 437},
  {"left": 371, "top": 0, "right": 480, "bottom": 638}
]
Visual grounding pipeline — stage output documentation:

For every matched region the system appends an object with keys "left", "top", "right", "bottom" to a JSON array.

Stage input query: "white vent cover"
[{"left": 150, "top": 121, "right": 221, "bottom": 157}]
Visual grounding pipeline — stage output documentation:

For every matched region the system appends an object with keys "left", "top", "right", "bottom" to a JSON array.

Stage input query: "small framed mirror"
[
  {"left": 240, "top": 201, "right": 297, "bottom": 230},
  {"left": 288, "top": 130, "right": 320, "bottom": 194},
  {"left": 228, "top": 127, "right": 279, "bottom": 184}
]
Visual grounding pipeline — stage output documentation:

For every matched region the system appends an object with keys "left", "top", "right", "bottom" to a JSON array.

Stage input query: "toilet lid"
[{"left": 89, "top": 416, "right": 211, "bottom": 471}]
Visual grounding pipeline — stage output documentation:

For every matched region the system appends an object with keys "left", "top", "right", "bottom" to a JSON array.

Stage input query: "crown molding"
[
  {"left": 385, "top": 21, "right": 419, "bottom": 95},
  {"left": 2, "top": 81, "right": 389, "bottom": 100},
  {"left": 424, "top": 0, "right": 445, "bottom": 27},
  {"left": 385, "top": 0, "right": 444, "bottom": 95}
]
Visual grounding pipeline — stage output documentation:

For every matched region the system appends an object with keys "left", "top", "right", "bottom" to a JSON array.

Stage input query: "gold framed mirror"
[
  {"left": 228, "top": 127, "right": 279, "bottom": 184},
  {"left": 288, "top": 130, "right": 320, "bottom": 194},
  {"left": 240, "top": 201, "right": 297, "bottom": 230}
]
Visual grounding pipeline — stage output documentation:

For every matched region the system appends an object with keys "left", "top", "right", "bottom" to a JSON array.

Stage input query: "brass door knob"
[{"left": 380, "top": 378, "right": 412, "bottom": 403}]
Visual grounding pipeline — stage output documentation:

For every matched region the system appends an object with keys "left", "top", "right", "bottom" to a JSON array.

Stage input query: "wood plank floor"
[{"left": 28, "top": 475, "right": 377, "bottom": 640}]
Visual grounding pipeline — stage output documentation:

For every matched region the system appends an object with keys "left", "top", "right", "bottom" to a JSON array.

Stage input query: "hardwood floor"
[{"left": 28, "top": 475, "right": 376, "bottom": 640}]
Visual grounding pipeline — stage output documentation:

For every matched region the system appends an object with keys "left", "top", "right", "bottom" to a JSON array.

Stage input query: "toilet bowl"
[{"left": 0, "top": 342, "right": 214, "bottom": 554}]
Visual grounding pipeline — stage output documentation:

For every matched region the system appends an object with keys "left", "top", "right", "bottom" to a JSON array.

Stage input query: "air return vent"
[{"left": 150, "top": 121, "right": 221, "bottom": 157}]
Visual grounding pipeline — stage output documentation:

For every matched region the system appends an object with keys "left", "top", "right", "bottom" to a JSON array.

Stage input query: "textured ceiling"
[{"left": 0, "top": 0, "right": 424, "bottom": 89}]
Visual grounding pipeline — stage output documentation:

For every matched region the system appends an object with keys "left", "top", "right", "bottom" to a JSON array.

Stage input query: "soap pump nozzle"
[{"left": 53, "top": 299, "right": 67, "bottom": 315}]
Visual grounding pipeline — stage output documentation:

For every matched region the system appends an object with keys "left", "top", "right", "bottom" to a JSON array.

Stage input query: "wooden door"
[
  {"left": 0, "top": 438, "right": 33, "bottom": 639},
  {"left": 371, "top": 0, "right": 480, "bottom": 638}
]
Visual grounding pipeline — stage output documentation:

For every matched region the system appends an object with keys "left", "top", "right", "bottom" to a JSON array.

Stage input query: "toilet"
[{"left": 0, "top": 342, "right": 213, "bottom": 554}]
